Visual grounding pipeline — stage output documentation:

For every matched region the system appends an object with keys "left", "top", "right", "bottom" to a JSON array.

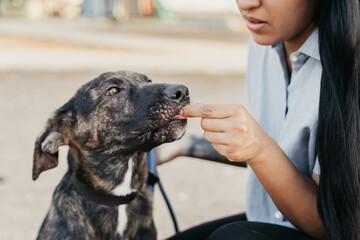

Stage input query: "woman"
[{"left": 157, "top": 0, "right": 360, "bottom": 239}]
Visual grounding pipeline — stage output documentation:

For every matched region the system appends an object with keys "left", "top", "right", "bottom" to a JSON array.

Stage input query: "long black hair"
[{"left": 316, "top": 0, "right": 360, "bottom": 239}]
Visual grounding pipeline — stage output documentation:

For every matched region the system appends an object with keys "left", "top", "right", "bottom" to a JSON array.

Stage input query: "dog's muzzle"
[{"left": 141, "top": 85, "right": 189, "bottom": 149}]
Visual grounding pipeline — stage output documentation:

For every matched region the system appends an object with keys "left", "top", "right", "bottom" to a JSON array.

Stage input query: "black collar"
[{"left": 71, "top": 174, "right": 137, "bottom": 207}]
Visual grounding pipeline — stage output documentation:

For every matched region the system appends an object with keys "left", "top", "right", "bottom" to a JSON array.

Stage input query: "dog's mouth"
[
  {"left": 136, "top": 102, "right": 189, "bottom": 149},
  {"left": 152, "top": 114, "right": 187, "bottom": 142},
  {"left": 171, "top": 114, "right": 187, "bottom": 120}
]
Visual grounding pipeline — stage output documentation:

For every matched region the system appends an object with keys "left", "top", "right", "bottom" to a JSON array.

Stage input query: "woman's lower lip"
[{"left": 246, "top": 20, "right": 266, "bottom": 32}]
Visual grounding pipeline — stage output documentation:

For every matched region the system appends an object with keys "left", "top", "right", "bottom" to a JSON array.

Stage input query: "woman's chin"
[{"left": 251, "top": 34, "right": 279, "bottom": 46}]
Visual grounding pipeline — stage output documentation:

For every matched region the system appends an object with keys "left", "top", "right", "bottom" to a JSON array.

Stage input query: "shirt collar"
[
  {"left": 271, "top": 28, "right": 320, "bottom": 61},
  {"left": 298, "top": 28, "right": 320, "bottom": 61}
]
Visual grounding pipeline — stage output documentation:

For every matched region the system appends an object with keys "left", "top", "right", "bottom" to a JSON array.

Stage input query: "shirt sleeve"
[{"left": 312, "top": 157, "right": 320, "bottom": 175}]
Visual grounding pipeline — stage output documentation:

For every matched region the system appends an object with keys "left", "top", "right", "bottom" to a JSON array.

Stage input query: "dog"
[{"left": 32, "top": 71, "right": 190, "bottom": 240}]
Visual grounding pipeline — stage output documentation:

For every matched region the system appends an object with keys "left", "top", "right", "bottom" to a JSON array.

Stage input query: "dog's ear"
[{"left": 32, "top": 101, "right": 74, "bottom": 180}]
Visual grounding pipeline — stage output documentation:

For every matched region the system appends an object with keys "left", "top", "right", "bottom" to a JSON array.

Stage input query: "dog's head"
[{"left": 32, "top": 71, "right": 189, "bottom": 181}]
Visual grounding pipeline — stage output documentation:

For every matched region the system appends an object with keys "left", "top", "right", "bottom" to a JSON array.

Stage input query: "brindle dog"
[{"left": 32, "top": 71, "right": 190, "bottom": 240}]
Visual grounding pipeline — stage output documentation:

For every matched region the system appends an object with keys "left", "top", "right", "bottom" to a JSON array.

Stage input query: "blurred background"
[{"left": 0, "top": 0, "right": 250, "bottom": 239}]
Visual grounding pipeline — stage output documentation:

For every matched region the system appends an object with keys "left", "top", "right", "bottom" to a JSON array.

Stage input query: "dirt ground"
[{"left": 0, "top": 18, "right": 249, "bottom": 240}]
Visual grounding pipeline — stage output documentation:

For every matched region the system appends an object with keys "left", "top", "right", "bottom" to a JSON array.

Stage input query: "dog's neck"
[
  {"left": 68, "top": 148, "right": 148, "bottom": 207},
  {"left": 71, "top": 174, "right": 138, "bottom": 207}
]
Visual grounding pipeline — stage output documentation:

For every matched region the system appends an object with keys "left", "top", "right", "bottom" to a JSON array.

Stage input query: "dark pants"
[{"left": 167, "top": 213, "right": 314, "bottom": 240}]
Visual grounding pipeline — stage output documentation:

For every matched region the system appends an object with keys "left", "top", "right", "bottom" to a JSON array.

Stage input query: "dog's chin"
[
  {"left": 138, "top": 119, "right": 187, "bottom": 152},
  {"left": 153, "top": 119, "right": 187, "bottom": 143}
]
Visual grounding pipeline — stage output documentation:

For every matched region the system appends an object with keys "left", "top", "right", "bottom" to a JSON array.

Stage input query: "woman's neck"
[{"left": 284, "top": 24, "right": 316, "bottom": 74}]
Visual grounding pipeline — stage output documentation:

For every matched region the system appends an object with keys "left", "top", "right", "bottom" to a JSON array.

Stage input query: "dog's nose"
[{"left": 164, "top": 85, "right": 189, "bottom": 103}]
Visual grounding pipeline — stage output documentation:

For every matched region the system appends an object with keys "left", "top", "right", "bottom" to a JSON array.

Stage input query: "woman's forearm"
[{"left": 248, "top": 136, "right": 324, "bottom": 239}]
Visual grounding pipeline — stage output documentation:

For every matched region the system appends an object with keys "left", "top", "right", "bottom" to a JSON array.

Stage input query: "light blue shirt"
[{"left": 246, "top": 29, "right": 321, "bottom": 229}]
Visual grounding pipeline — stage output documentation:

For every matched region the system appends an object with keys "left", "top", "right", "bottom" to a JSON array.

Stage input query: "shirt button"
[
  {"left": 290, "top": 54, "right": 299, "bottom": 62},
  {"left": 274, "top": 211, "right": 283, "bottom": 219}
]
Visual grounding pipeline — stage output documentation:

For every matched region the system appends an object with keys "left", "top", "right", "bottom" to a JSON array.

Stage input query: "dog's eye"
[{"left": 106, "top": 87, "right": 120, "bottom": 96}]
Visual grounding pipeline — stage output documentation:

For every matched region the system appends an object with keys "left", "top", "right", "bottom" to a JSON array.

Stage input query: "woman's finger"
[
  {"left": 203, "top": 131, "right": 230, "bottom": 145},
  {"left": 201, "top": 118, "right": 229, "bottom": 132},
  {"left": 181, "top": 104, "right": 234, "bottom": 119},
  {"left": 210, "top": 143, "right": 231, "bottom": 159}
]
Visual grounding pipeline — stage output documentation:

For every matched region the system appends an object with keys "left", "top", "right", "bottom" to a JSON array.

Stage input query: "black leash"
[
  {"left": 157, "top": 177, "right": 179, "bottom": 234},
  {"left": 146, "top": 149, "right": 180, "bottom": 234}
]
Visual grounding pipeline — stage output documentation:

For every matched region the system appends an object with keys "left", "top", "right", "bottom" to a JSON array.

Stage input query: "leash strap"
[{"left": 146, "top": 149, "right": 179, "bottom": 234}]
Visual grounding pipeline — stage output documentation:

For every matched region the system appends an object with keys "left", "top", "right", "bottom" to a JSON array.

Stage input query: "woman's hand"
[
  {"left": 182, "top": 104, "right": 324, "bottom": 238},
  {"left": 180, "top": 104, "right": 271, "bottom": 164}
]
